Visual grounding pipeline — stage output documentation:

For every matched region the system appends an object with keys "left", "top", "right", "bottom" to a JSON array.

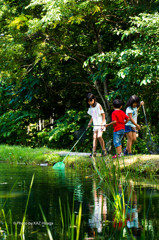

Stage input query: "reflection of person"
[
  {"left": 88, "top": 181, "right": 107, "bottom": 237},
  {"left": 124, "top": 95, "right": 144, "bottom": 155},
  {"left": 87, "top": 93, "right": 107, "bottom": 157},
  {"left": 113, "top": 182, "right": 143, "bottom": 238},
  {"left": 126, "top": 185, "right": 142, "bottom": 238}
]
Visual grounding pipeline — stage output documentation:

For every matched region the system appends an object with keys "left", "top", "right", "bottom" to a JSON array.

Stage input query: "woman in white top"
[{"left": 87, "top": 93, "right": 106, "bottom": 157}]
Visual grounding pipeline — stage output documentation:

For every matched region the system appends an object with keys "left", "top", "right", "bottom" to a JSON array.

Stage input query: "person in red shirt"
[{"left": 106, "top": 99, "right": 129, "bottom": 158}]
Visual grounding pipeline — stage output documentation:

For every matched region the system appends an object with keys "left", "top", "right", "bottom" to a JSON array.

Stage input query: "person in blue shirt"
[{"left": 124, "top": 95, "right": 144, "bottom": 155}]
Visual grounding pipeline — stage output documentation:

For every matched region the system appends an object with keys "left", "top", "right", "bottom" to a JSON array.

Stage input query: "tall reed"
[
  {"left": 39, "top": 204, "right": 54, "bottom": 240},
  {"left": 59, "top": 196, "right": 82, "bottom": 240},
  {"left": 20, "top": 174, "right": 34, "bottom": 238}
]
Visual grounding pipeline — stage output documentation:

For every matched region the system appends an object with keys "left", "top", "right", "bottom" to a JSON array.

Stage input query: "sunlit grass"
[
  {"left": 0, "top": 144, "right": 63, "bottom": 164},
  {"left": 0, "top": 144, "right": 158, "bottom": 175}
]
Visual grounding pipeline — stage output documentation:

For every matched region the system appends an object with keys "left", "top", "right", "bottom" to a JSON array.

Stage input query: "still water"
[{"left": 0, "top": 163, "right": 159, "bottom": 239}]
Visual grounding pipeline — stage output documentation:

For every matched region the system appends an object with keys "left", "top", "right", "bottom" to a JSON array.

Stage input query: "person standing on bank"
[
  {"left": 87, "top": 93, "right": 107, "bottom": 157},
  {"left": 105, "top": 99, "right": 129, "bottom": 158},
  {"left": 124, "top": 95, "right": 144, "bottom": 155}
]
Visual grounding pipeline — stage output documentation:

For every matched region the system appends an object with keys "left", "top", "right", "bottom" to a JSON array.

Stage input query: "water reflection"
[
  {"left": 0, "top": 164, "right": 158, "bottom": 239},
  {"left": 112, "top": 182, "right": 144, "bottom": 239},
  {"left": 87, "top": 181, "right": 107, "bottom": 238},
  {"left": 126, "top": 184, "right": 143, "bottom": 239}
]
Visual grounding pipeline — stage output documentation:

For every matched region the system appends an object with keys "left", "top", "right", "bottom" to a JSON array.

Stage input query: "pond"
[{"left": 0, "top": 163, "right": 159, "bottom": 239}]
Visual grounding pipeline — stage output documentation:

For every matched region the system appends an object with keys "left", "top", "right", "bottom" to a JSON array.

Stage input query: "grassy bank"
[
  {"left": 0, "top": 145, "right": 59, "bottom": 164},
  {"left": 0, "top": 145, "right": 158, "bottom": 176},
  {"left": 0, "top": 145, "right": 92, "bottom": 168}
]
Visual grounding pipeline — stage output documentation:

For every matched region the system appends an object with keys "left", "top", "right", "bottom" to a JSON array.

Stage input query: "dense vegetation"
[{"left": 0, "top": 0, "right": 158, "bottom": 152}]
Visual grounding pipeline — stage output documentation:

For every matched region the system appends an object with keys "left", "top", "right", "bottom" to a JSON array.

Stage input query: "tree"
[
  {"left": 84, "top": 12, "right": 159, "bottom": 128},
  {"left": 0, "top": 0, "right": 158, "bottom": 147}
]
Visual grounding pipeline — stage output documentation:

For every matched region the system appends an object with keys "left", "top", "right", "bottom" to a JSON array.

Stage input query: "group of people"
[{"left": 87, "top": 93, "right": 144, "bottom": 158}]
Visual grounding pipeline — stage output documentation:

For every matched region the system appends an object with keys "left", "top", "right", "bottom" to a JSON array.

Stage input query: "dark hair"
[
  {"left": 126, "top": 95, "right": 140, "bottom": 108},
  {"left": 113, "top": 99, "right": 123, "bottom": 108},
  {"left": 86, "top": 93, "right": 96, "bottom": 107}
]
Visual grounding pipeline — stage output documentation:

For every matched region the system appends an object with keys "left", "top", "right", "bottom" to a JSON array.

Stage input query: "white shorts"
[
  {"left": 93, "top": 126, "right": 106, "bottom": 132},
  {"left": 93, "top": 129, "right": 105, "bottom": 138}
]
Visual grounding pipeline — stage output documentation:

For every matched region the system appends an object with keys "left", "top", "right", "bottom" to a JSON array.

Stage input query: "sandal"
[
  {"left": 101, "top": 150, "right": 107, "bottom": 157},
  {"left": 93, "top": 151, "right": 97, "bottom": 157},
  {"left": 89, "top": 151, "right": 97, "bottom": 158}
]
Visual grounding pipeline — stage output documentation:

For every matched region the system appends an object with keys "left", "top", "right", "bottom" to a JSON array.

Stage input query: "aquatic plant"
[
  {"left": 90, "top": 155, "right": 129, "bottom": 233},
  {"left": 0, "top": 174, "right": 34, "bottom": 239},
  {"left": 20, "top": 174, "right": 34, "bottom": 238},
  {"left": 39, "top": 204, "right": 53, "bottom": 240},
  {"left": 59, "top": 196, "right": 82, "bottom": 240}
]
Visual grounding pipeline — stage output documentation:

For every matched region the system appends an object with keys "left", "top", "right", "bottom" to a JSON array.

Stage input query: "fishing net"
[
  {"left": 146, "top": 135, "right": 159, "bottom": 154},
  {"left": 74, "top": 126, "right": 88, "bottom": 142},
  {"left": 74, "top": 125, "right": 113, "bottom": 153},
  {"left": 142, "top": 106, "right": 159, "bottom": 154},
  {"left": 52, "top": 162, "right": 65, "bottom": 170},
  {"left": 146, "top": 140, "right": 159, "bottom": 154}
]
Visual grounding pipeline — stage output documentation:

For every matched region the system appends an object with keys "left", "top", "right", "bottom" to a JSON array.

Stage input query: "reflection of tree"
[{"left": 88, "top": 181, "right": 107, "bottom": 237}]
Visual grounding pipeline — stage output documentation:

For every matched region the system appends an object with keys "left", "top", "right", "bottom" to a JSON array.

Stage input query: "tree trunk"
[
  {"left": 87, "top": 63, "right": 111, "bottom": 122},
  {"left": 92, "top": 23, "right": 103, "bottom": 53},
  {"left": 103, "top": 79, "right": 111, "bottom": 122},
  {"left": 94, "top": 80, "right": 110, "bottom": 122}
]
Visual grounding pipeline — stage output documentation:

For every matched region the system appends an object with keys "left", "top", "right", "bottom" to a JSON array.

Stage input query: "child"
[
  {"left": 106, "top": 99, "right": 129, "bottom": 158},
  {"left": 124, "top": 95, "right": 144, "bottom": 155},
  {"left": 87, "top": 93, "right": 107, "bottom": 157}
]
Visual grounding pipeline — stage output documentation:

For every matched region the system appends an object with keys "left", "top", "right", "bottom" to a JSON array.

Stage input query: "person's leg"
[
  {"left": 97, "top": 131, "right": 107, "bottom": 156},
  {"left": 119, "top": 130, "right": 125, "bottom": 154},
  {"left": 128, "top": 132, "right": 137, "bottom": 155},
  {"left": 114, "top": 130, "right": 124, "bottom": 156},
  {"left": 113, "top": 131, "right": 121, "bottom": 158},
  {"left": 132, "top": 132, "right": 136, "bottom": 144},
  {"left": 116, "top": 145, "right": 122, "bottom": 155},
  {"left": 93, "top": 131, "right": 98, "bottom": 153},
  {"left": 126, "top": 132, "right": 133, "bottom": 153},
  {"left": 98, "top": 136, "right": 105, "bottom": 150}
]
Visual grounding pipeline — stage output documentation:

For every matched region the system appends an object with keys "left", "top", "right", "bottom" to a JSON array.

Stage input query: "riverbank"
[{"left": 0, "top": 145, "right": 158, "bottom": 176}]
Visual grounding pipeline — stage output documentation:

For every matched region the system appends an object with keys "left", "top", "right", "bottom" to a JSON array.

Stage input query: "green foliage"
[
  {"left": 0, "top": 0, "right": 158, "bottom": 149},
  {"left": 49, "top": 110, "right": 85, "bottom": 140},
  {"left": 84, "top": 12, "right": 159, "bottom": 131},
  {"left": 0, "top": 110, "right": 35, "bottom": 145},
  {"left": 48, "top": 110, "right": 91, "bottom": 149}
]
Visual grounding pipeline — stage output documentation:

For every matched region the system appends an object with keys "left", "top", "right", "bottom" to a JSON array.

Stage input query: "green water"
[{"left": 0, "top": 163, "right": 159, "bottom": 239}]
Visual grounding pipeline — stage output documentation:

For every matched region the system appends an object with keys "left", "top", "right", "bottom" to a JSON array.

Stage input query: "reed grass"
[
  {"left": 39, "top": 204, "right": 53, "bottom": 240},
  {"left": 0, "top": 175, "right": 34, "bottom": 240},
  {"left": 20, "top": 174, "right": 34, "bottom": 237},
  {"left": 38, "top": 196, "right": 82, "bottom": 240},
  {"left": 58, "top": 196, "right": 82, "bottom": 240},
  {"left": 90, "top": 154, "right": 155, "bottom": 240},
  {"left": 91, "top": 155, "right": 130, "bottom": 231}
]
